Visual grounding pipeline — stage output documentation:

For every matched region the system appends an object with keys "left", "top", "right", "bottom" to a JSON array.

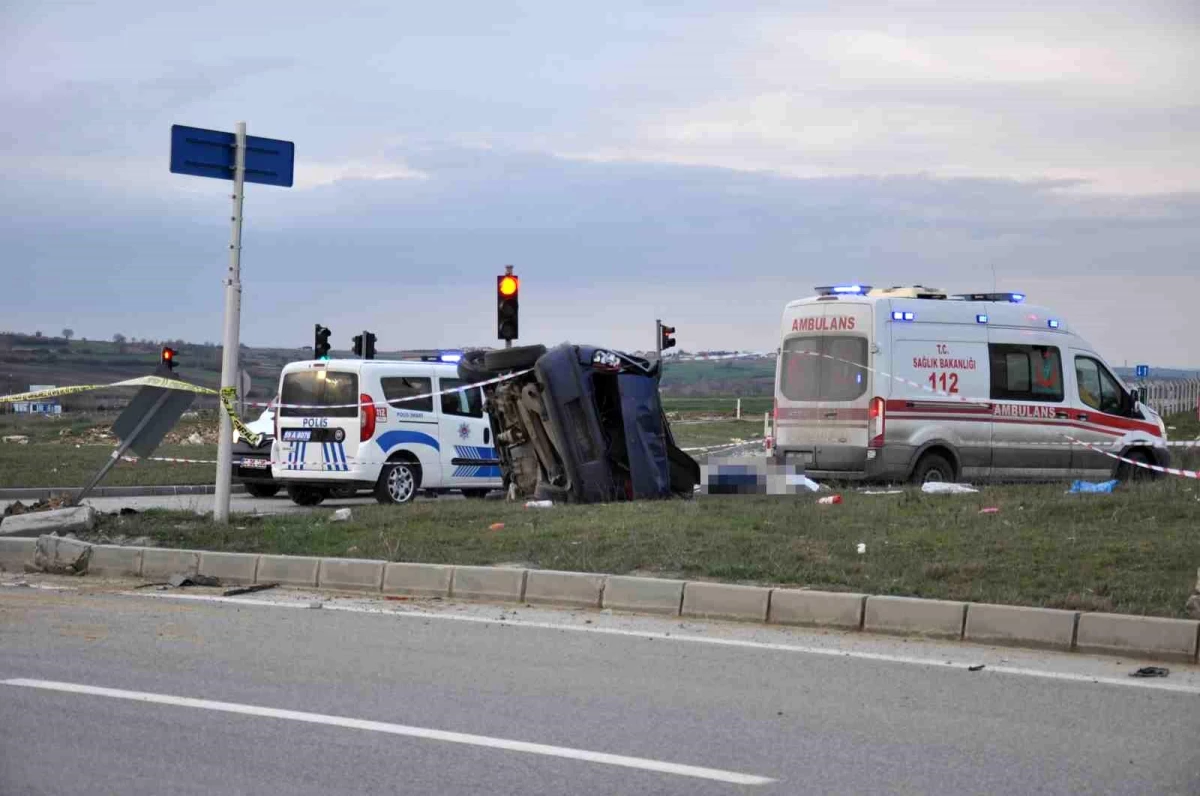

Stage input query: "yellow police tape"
[{"left": 0, "top": 377, "right": 263, "bottom": 448}]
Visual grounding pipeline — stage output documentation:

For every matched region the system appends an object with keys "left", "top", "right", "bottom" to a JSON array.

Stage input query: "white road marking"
[
  {"left": 1, "top": 678, "right": 774, "bottom": 786},
  {"left": 128, "top": 591, "right": 1200, "bottom": 696}
]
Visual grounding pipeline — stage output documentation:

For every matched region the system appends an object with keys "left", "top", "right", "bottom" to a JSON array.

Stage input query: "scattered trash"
[
  {"left": 524, "top": 500, "right": 554, "bottom": 508},
  {"left": 861, "top": 489, "right": 904, "bottom": 495},
  {"left": 488, "top": 522, "right": 505, "bottom": 531},
  {"left": 331, "top": 508, "right": 353, "bottom": 522},
  {"left": 384, "top": 595, "right": 412, "bottom": 601},
  {"left": 817, "top": 494, "right": 843, "bottom": 505},
  {"left": 1068, "top": 480, "right": 1119, "bottom": 494},
  {"left": 184, "top": 432, "right": 205, "bottom": 445},
  {"left": 222, "top": 583, "right": 278, "bottom": 597},
  {"left": 1129, "top": 666, "right": 1169, "bottom": 678},
  {"left": 2, "top": 435, "right": 29, "bottom": 445},
  {"left": 921, "top": 482, "right": 979, "bottom": 495},
  {"left": 979, "top": 507, "right": 1000, "bottom": 514},
  {"left": 168, "top": 572, "right": 221, "bottom": 588},
  {"left": 785, "top": 474, "right": 824, "bottom": 493},
  {"left": 856, "top": 543, "right": 866, "bottom": 555},
  {"left": 968, "top": 664, "right": 986, "bottom": 672}
]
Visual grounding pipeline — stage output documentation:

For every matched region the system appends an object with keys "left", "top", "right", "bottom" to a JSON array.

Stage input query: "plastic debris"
[
  {"left": 1129, "top": 666, "right": 1169, "bottom": 678},
  {"left": 488, "top": 522, "right": 505, "bottom": 531},
  {"left": 524, "top": 500, "right": 554, "bottom": 508},
  {"left": 331, "top": 508, "right": 353, "bottom": 522},
  {"left": 817, "top": 494, "right": 843, "bottom": 505},
  {"left": 861, "top": 489, "right": 904, "bottom": 495},
  {"left": 785, "top": 473, "right": 823, "bottom": 492},
  {"left": 1068, "top": 479, "right": 1119, "bottom": 494},
  {"left": 222, "top": 583, "right": 278, "bottom": 597},
  {"left": 979, "top": 507, "right": 1000, "bottom": 514},
  {"left": 921, "top": 482, "right": 979, "bottom": 495},
  {"left": 968, "top": 664, "right": 985, "bottom": 672},
  {"left": 168, "top": 572, "right": 221, "bottom": 588},
  {"left": 856, "top": 543, "right": 866, "bottom": 554}
]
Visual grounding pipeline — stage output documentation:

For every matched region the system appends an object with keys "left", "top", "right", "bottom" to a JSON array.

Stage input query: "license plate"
[
  {"left": 241, "top": 459, "right": 271, "bottom": 469},
  {"left": 282, "top": 429, "right": 311, "bottom": 441}
]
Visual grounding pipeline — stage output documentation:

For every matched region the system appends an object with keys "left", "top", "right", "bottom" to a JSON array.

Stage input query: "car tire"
[
  {"left": 457, "top": 350, "right": 496, "bottom": 384},
  {"left": 462, "top": 489, "right": 490, "bottom": 499},
  {"left": 286, "top": 484, "right": 328, "bottom": 506},
  {"left": 1117, "top": 449, "right": 1156, "bottom": 482},
  {"left": 376, "top": 462, "right": 419, "bottom": 505},
  {"left": 245, "top": 483, "right": 280, "bottom": 499},
  {"left": 483, "top": 344, "right": 546, "bottom": 372},
  {"left": 911, "top": 452, "right": 954, "bottom": 484}
]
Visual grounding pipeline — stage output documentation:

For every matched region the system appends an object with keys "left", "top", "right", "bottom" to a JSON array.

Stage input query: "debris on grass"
[
  {"left": 817, "top": 495, "right": 843, "bottom": 505},
  {"left": 1129, "top": 666, "right": 1169, "bottom": 678},
  {"left": 979, "top": 507, "right": 1000, "bottom": 514},
  {"left": 222, "top": 583, "right": 278, "bottom": 597},
  {"left": 922, "top": 482, "right": 979, "bottom": 495},
  {"left": 1068, "top": 480, "right": 1119, "bottom": 494}
]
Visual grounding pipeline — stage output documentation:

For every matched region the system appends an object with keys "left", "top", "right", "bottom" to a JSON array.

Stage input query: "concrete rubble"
[
  {"left": 0, "top": 505, "right": 97, "bottom": 537},
  {"left": 29, "top": 534, "right": 93, "bottom": 575}
]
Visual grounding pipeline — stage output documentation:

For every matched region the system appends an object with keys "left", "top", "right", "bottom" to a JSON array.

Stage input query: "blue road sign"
[
  {"left": 1135, "top": 364, "right": 1150, "bottom": 379},
  {"left": 170, "top": 124, "right": 294, "bottom": 187}
]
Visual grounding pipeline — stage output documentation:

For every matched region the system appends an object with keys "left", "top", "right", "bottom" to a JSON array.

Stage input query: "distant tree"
[
  {"left": 112, "top": 333, "right": 126, "bottom": 344},
  {"left": 34, "top": 330, "right": 43, "bottom": 338},
  {"left": 62, "top": 328, "right": 74, "bottom": 341}
]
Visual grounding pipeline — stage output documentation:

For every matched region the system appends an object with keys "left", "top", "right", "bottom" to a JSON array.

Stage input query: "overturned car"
[{"left": 457, "top": 343, "right": 699, "bottom": 503}]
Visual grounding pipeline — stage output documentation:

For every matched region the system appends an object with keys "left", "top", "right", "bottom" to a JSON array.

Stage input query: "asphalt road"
[
  {"left": 0, "top": 490, "right": 464, "bottom": 516},
  {"left": 2, "top": 581, "right": 1198, "bottom": 795}
]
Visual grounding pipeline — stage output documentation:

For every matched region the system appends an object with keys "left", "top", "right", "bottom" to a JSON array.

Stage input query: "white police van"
[
  {"left": 770, "top": 284, "right": 1170, "bottom": 483},
  {"left": 271, "top": 353, "right": 502, "bottom": 505}
]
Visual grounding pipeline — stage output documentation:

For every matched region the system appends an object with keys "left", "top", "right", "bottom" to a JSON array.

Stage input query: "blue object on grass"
[{"left": 1068, "top": 480, "right": 1119, "bottom": 494}]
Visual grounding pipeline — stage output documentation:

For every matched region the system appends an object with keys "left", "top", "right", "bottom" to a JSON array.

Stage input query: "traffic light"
[
  {"left": 352, "top": 333, "right": 363, "bottom": 358},
  {"left": 659, "top": 322, "right": 676, "bottom": 351},
  {"left": 160, "top": 346, "right": 178, "bottom": 373},
  {"left": 364, "top": 332, "right": 377, "bottom": 360},
  {"left": 314, "top": 324, "right": 332, "bottom": 360},
  {"left": 497, "top": 267, "right": 519, "bottom": 342}
]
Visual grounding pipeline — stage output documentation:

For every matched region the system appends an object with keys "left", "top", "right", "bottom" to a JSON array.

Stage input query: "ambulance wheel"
[
  {"left": 376, "top": 462, "right": 420, "bottom": 505},
  {"left": 1117, "top": 450, "right": 1156, "bottom": 482},
  {"left": 245, "top": 483, "right": 280, "bottom": 499},
  {"left": 484, "top": 344, "right": 546, "bottom": 372},
  {"left": 911, "top": 452, "right": 954, "bottom": 484},
  {"left": 286, "top": 485, "right": 328, "bottom": 506}
]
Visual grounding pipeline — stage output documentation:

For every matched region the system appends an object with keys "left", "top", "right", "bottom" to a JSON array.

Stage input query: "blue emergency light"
[
  {"left": 976, "top": 314, "right": 989, "bottom": 324},
  {"left": 439, "top": 352, "right": 463, "bottom": 363},
  {"left": 1010, "top": 293, "right": 1025, "bottom": 303},
  {"left": 891, "top": 311, "right": 915, "bottom": 322},
  {"left": 1047, "top": 319, "right": 1060, "bottom": 329}
]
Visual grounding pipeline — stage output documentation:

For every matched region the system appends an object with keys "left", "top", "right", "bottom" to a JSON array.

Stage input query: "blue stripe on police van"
[
  {"left": 454, "top": 445, "right": 498, "bottom": 460},
  {"left": 376, "top": 430, "right": 440, "bottom": 454},
  {"left": 338, "top": 442, "right": 348, "bottom": 471}
]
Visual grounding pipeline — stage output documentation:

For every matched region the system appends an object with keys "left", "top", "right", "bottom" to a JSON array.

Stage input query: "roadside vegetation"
[{"left": 82, "top": 479, "right": 1200, "bottom": 618}]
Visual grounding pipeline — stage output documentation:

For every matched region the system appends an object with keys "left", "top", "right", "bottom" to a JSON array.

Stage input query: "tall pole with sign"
[{"left": 170, "top": 122, "right": 294, "bottom": 523}]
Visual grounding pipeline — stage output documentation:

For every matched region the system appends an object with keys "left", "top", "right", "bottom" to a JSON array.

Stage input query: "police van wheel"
[
  {"left": 245, "top": 483, "right": 280, "bottom": 499},
  {"left": 462, "top": 489, "right": 490, "bottom": 499},
  {"left": 376, "top": 462, "right": 419, "bottom": 505},
  {"left": 911, "top": 453, "right": 954, "bottom": 485},
  {"left": 286, "top": 485, "right": 328, "bottom": 506}
]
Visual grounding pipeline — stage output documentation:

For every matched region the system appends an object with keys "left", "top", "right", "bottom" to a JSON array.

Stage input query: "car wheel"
[
  {"left": 1117, "top": 449, "right": 1156, "bottom": 482},
  {"left": 457, "top": 350, "right": 497, "bottom": 384},
  {"left": 245, "top": 483, "right": 280, "bottom": 499},
  {"left": 483, "top": 344, "right": 546, "bottom": 372},
  {"left": 462, "top": 489, "right": 490, "bottom": 499},
  {"left": 376, "top": 462, "right": 419, "bottom": 505},
  {"left": 911, "top": 452, "right": 954, "bottom": 485},
  {"left": 286, "top": 485, "right": 328, "bottom": 506}
]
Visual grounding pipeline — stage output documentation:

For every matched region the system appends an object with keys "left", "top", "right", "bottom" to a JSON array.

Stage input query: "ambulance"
[
  {"left": 270, "top": 353, "right": 503, "bottom": 505},
  {"left": 770, "top": 285, "right": 1169, "bottom": 484}
]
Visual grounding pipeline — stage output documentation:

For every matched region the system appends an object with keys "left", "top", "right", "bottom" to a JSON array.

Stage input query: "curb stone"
[{"left": 5, "top": 543, "right": 1196, "bottom": 664}]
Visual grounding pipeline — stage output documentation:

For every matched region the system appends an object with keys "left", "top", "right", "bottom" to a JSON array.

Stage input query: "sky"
[{"left": 1, "top": 1, "right": 1198, "bottom": 366}]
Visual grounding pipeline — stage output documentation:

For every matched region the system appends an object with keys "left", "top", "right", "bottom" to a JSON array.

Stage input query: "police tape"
[
  {"left": 0, "top": 375, "right": 218, "bottom": 404},
  {"left": 243, "top": 367, "right": 536, "bottom": 411},
  {"left": 219, "top": 387, "right": 264, "bottom": 448}
]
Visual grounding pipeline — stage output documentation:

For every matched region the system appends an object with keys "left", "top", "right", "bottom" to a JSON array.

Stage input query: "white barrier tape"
[
  {"left": 681, "top": 439, "right": 764, "bottom": 453},
  {"left": 246, "top": 368, "right": 534, "bottom": 411},
  {"left": 1060, "top": 435, "right": 1199, "bottom": 479}
]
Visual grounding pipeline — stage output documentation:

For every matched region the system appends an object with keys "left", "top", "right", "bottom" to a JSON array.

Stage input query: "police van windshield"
[
  {"left": 780, "top": 335, "right": 868, "bottom": 402},
  {"left": 280, "top": 370, "right": 359, "bottom": 418}
]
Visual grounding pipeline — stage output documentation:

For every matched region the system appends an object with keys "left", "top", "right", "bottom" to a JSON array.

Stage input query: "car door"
[
  {"left": 436, "top": 376, "right": 499, "bottom": 486},
  {"left": 377, "top": 372, "right": 443, "bottom": 486},
  {"left": 987, "top": 342, "right": 1070, "bottom": 480},
  {"left": 1069, "top": 353, "right": 1129, "bottom": 477}
]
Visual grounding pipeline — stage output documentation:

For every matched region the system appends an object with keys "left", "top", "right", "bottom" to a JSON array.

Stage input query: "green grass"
[
  {"left": 671, "top": 419, "right": 764, "bottom": 450},
  {"left": 83, "top": 480, "right": 1200, "bottom": 618},
  {"left": 0, "top": 444, "right": 218, "bottom": 488},
  {"left": 1164, "top": 410, "right": 1200, "bottom": 441},
  {"left": 663, "top": 397, "right": 773, "bottom": 416}
]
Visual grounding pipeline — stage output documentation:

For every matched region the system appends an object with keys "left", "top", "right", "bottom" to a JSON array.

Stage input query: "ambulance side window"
[
  {"left": 989, "top": 344, "right": 1062, "bottom": 402},
  {"left": 381, "top": 377, "right": 433, "bottom": 413},
  {"left": 1074, "top": 357, "right": 1123, "bottom": 415},
  {"left": 439, "top": 378, "right": 483, "bottom": 418}
]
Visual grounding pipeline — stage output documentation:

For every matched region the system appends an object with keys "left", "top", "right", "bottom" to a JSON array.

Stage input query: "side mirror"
[{"left": 1130, "top": 388, "right": 1143, "bottom": 405}]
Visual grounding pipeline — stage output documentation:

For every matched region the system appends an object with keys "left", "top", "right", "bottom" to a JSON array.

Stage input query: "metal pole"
[
  {"left": 214, "top": 121, "right": 247, "bottom": 523},
  {"left": 76, "top": 390, "right": 172, "bottom": 504},
  {"left": 655, "top": 319, "right": 662, "bottom": 382}
]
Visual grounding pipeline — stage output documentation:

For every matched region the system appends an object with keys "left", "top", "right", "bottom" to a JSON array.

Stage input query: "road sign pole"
[{"left": 214, "top": 121, "right": 247, "bottom": 524}]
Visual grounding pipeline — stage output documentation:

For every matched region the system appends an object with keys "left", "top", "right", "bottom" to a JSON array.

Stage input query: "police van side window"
[
  {"left": 439, "top": 378, "right": 483, "bottom": 418},
  {"left": 381, "top": 377, "right": 433, "bottom": 413},
  {"left": 1074, "top": 357, "right": 1123, "bottom": 415},
  {"left": 989, "top": 344, "right": 1062, "bottom": 402}
]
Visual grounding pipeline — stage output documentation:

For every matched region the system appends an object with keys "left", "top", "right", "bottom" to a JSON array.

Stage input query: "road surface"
[
  {"left": 0, "top": 491, "right": 467, "bottom": 516},
  {"left": 2, "top": 579, "right": 1197, "bottom": 795}
]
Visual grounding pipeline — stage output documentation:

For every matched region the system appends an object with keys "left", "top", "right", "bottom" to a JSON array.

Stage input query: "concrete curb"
[
  {"left": 5, "top": 543, "right": 1197, "bottom": 664},
  {"left": 0, "top": 485, "right": 246, "bottom": 501}
]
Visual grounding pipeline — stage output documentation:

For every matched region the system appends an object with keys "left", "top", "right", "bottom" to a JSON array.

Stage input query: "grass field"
[{"left": 84, "top": 480, "right": 1200, "bottom": 618}]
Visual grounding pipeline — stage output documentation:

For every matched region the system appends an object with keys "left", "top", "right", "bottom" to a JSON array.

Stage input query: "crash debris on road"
[{"left": 1, "top": 504, "right": 97, "bottom": 537}]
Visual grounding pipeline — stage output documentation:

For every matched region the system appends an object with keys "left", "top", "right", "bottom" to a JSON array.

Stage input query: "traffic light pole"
[
  {"left": 655, "top": 319, "right": 662, "bottom": 381},
  {"left": 214, "top": 121, "right": 246, "bottom": 524}
]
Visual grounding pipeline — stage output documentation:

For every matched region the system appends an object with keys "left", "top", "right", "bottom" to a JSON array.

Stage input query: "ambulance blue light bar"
[
  {"left": 816, "top": 284, "right": 872, "bottom": 296},
  {"left": 976, "top": 314, "right": 989, "bottom": 324},
  {"left": 1010, "top": 293, "right": 1026, "bottom": 303},
  {"left": 891, "top": 311, "right": 915, "bottom": 321},
  {"left": 1047, "top": 319, "right": 1060, "bottom": 329}
]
